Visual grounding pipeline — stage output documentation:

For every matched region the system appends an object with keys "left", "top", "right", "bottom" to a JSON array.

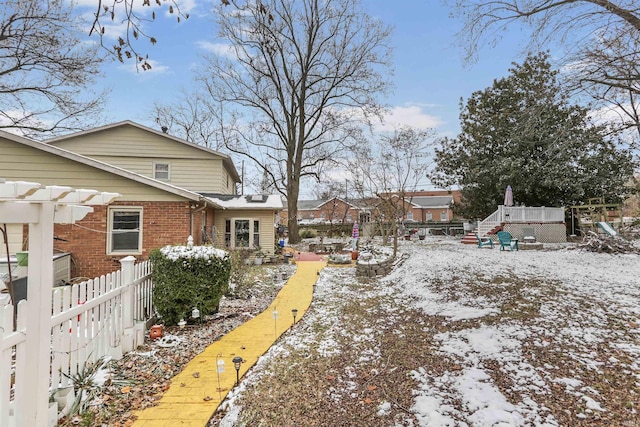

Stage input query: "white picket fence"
[{"left": 0, "top": 256, "right": 153, "bottom": 427}]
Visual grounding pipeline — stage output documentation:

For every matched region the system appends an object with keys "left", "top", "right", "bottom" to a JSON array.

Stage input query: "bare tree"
[
  {"left": 152, "top": 92, "right": 226, "bottom": 150},
  {"left": 197, "top": 0, "right": 392, "bottom": 243},
  {"left": 0, "top": 0, "right": 107, "bottom": 137},
  {"left": 88, "top": 0, "right": 187, "bottom": 70},
  {"left": 568, "top": 28, "right": 640, "bottom": 145},
  {"left": 450, "top": 1, "right": 640, "bottom": 139},
  {"left": 351, "top": 127, "right": 435, "bottom": 257}
]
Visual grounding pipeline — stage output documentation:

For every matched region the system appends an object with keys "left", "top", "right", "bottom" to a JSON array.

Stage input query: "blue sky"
[{"left": 81, "top": 0, "right": 530, "bottom": 138}]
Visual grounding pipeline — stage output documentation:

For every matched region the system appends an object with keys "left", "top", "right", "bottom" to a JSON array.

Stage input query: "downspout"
[{"left": 190, "top": 203, "right": 207, "bottom": 244}]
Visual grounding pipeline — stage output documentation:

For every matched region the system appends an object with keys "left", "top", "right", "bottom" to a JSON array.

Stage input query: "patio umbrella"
[{"left": 504, "top": 185, "right": 514, "bottom": 207}]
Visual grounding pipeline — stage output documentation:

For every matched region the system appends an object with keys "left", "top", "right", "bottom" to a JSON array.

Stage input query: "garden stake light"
[
  {"left": 291, "top": 308, "right": 298, "bottom": 325},
  {"left": 232, "top": 356, "right": 243, "bottom": 386},
  {"left": 216, "top": 353, "right": 224, "bottom": 401},
  {"left": 272, "top": 307, "right": 278, "bottom": 339}
]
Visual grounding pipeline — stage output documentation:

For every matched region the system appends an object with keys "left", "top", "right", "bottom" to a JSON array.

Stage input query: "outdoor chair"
[
  {"left": 497, "top": 231, "right": 519, "bottom": 251},
  {"left": 474, "top": 232, "right": 494, "bottom": 249}
]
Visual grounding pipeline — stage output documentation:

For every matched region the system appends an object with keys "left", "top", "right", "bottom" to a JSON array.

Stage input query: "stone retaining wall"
[{"left": 356, "top": 256, "right": 395, "bottom": 278}]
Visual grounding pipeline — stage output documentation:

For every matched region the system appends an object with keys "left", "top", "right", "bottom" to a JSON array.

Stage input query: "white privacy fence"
[
  {"left": 0, "top": 257, "right": 153, "bottom": 427},
  {"left": 478, "top": 205, "right": 565, "bottom": 236}
]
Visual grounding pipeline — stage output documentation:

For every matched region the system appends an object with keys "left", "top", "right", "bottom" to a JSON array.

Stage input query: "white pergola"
[{"left": 0, "top": 179, "right": 119, "bottom": 427}]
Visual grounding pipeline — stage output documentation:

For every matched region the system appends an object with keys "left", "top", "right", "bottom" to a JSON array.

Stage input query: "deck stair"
[{"left": 461, "top": 227, "right": 500, "bottom": 245}]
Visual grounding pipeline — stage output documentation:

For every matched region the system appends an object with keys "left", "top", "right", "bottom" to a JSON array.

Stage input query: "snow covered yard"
[{"left": 215, "top": 237, "right": 640, "bottom": 426}]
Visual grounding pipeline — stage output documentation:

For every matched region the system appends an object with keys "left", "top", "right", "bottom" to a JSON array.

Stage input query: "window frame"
[
  {"left": 107, "top": 206, "right": 143, "bottom": 255},
  {"left": 225, "top": 218, "right": 260, "bottom": 249},
  {"left": 153, "top": 162, "right": 170, "bottom": 181}
]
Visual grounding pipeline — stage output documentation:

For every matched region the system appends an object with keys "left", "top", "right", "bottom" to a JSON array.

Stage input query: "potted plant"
[{"left": 254, "top": 247, "right": 265, "bottom": 265}]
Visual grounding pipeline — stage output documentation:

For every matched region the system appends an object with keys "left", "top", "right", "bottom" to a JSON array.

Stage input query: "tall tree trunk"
[{"left": 287, "top": 179, "right": 301, "bottom": 244}]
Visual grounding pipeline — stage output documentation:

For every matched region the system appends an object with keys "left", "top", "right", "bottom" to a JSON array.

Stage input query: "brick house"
[
  {"left": 0, "top": 121, "right": 282, "bottom": 279},
  {"left": 380, "top": 190, "right": 461, "bottom": 223},
  {"left": 292, "top": 197, "right": 364, "bottom": 224}
]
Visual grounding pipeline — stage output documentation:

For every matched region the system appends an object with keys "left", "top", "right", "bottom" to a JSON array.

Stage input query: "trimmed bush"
[
  {"left": 299, "top": 228, "right": 317, "bottom": 239},
  {"left": 150, "top": 245, "right": 231, "bottom": 325}
]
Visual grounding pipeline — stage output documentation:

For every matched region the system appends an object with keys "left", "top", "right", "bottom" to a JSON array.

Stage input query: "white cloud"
[
  {"left": 374, "top": 104, "right": 444, "bottom": 132},
  {"left": 117, "top": 59, "right": 170, "bottom": 75},
  {"left": 196, "top": 41, "right": 237, "bottom": 59}
]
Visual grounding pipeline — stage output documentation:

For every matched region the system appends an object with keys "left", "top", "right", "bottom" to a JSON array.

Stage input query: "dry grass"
[
  {"left": 210, "top": 258, "right": 640, "bottom": 426},
  {"left": 58, "top": 242, "right": 640, "bottom": 427}
]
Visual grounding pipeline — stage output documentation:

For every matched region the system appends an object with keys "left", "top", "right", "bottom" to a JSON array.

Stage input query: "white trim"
[
  {"left": 225, "top": 217, "right": 261, "bottom": 249},
  {"left": 153, "top": 161, "right": 171, "bottom": 181},
  {"left": 107, "top": 206, "right": 143, "bottom": 255}
]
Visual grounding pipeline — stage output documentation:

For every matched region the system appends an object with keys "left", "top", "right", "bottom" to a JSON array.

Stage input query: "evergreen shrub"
[{"left": 150, "top": 245, "right": 230, "bottom": 325}]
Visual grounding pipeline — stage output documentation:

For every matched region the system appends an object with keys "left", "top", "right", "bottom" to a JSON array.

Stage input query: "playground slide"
[{"left": 596, "top": 222, "right": 617, "bottom": 237}]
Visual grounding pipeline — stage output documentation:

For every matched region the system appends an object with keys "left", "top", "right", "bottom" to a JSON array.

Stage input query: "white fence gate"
[{"left": 0, "top": 257, "right": 153, "bottom": 427}]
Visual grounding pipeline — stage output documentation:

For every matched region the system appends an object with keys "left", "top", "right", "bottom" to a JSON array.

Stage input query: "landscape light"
[
  {"left": 292, "top": 308, "right": 298, "bottom": 325},
  {"left": 232, "top": 356, "right": 243, "bottom": 386}
]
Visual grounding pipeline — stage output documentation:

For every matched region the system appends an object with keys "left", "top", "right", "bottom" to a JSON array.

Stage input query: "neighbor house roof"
[
  {"left": 316, "top": 197, "right": 361, "bottom": 209},
  {"left": 45, "top": 120, "right": 242, "bottom": 184},
  {"left": 297, "top": 199, "right": 325, "bottom": 210},
  {"left": 411, "top": 196, "right": 454, "bottom": 209},
  {"left": 201, "top": 193, "right": 283, "bottom": 210},
  {"left": 0, "top": 130, "right": 222, "bottom": 208}
]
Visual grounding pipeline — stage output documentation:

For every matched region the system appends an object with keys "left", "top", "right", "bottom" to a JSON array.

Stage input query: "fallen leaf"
[
  {"left": 121, "top": 386, "right": 131, "bottom": 394},
  {"left": 203, "top": 395, "right": 213, "bottom": 401},
  {"left": 180, "top": 383, "right": 186, "bottom": 387},
  {"left": 364, "top": 397, "right": 373, "bottom": 404},
  {"left": 325, "top": 374, "right": 335, "bottom": 380},
  {"left": 367, "top": 385, "right": 377, "bottom": 391},
  {"left": 192, "top": 372, "right": 200, "bottom": 378}
]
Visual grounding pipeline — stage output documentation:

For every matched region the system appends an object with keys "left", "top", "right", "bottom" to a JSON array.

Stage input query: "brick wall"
[{"left": 52, "top": 201, "right": 193, "bottom": 279}]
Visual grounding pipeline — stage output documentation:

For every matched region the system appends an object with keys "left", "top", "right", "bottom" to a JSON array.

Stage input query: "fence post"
[
  {"left": 119, "top": 256, "right": 136, "bottom": 353},
  {"left": 20, "top": 203, "right": 55, "bottom": 427}
]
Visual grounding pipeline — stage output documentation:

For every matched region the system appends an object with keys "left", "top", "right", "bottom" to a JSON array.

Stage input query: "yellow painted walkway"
[{"left": 131, "top": 259, "right": 326, "bottom": 427}]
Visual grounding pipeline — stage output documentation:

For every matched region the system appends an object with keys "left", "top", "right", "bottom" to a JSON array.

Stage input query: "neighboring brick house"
[
  {"left": 285, "top": 190, "right": 460, "bottom": 226},
  {"left": 0, "top": 121, "right": 282, "bottom": 279},
  {"left": 381, "top": 190, "right": 461, "bottom": 223},
  {"left": 280, "top": 197, "right": 367, "bottom": 225}
]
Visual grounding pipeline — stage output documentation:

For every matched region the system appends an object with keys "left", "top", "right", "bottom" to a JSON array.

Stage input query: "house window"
[
  {"left": 253, "top": 220, "right": 260, "bottom": 248},
  {"left": 310, "top": 213, "right": 314, "bottom": 219},
  {"left": 426, "top": 212, "right": 432, "bottom": 221},
  {"left": 225, "top": 173, "right": 229, "bottom": 190},
  {"left": 440, "top": 211, "right": 448, "bottom": 221},
  {"left": 225, "top": 220, "right": 231, "bottom": 248},
  {"left": 153, "top": 162, "right": 170, "bottom": 180},
  {"left": 107, "top": 207, "right": 142, "bottom": 254},
  {"left": 235, "top": 219, "right": 250, "bottom": 248},
  {"left": 224, "top": 219, "right": 262, "bottom": 248},
  {"left": 407, "top": 211, "right": 414, "bottom": 221}
]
